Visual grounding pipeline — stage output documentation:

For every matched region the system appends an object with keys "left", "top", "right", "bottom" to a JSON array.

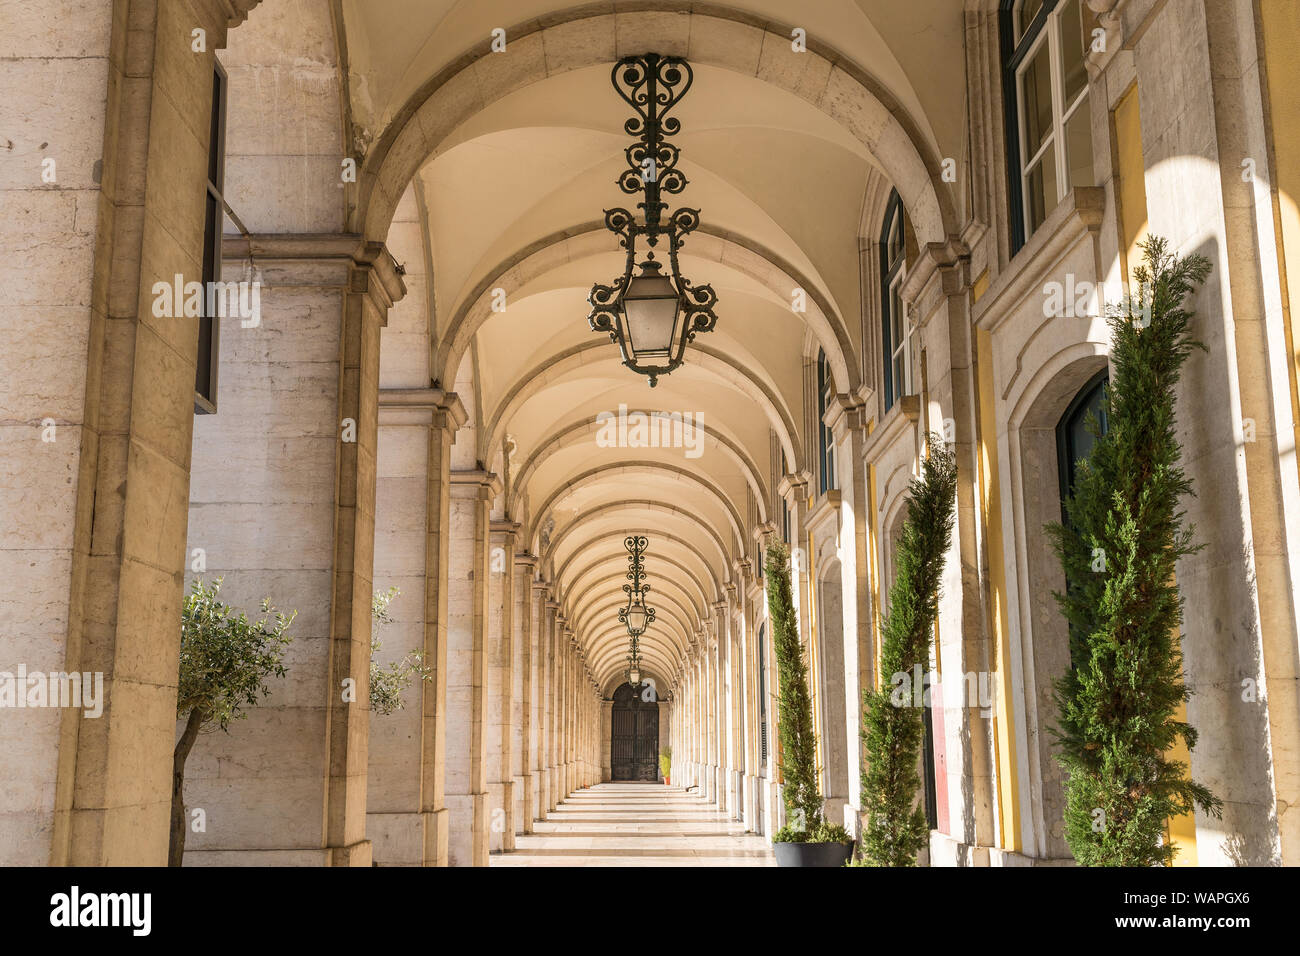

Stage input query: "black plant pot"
[{"left": 773, "top": 840, "right": 854, "bottom": 868}]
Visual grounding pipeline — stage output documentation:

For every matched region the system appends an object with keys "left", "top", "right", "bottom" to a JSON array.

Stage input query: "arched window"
[
  {"left": 1056, "top": 368, "right": 1108, "bottom": 518},
  {"left": 1000, "top": 0, "right": 1097, "bottom": 250},
  {"left": 1056, "top": 368, "right": 1109, "bottom": 640},
  {"left": 880, "top": 190, "right": 911, "bottom": 410},
  {"left": 817, "top": 348, "right": 837, "bottom": 493}
]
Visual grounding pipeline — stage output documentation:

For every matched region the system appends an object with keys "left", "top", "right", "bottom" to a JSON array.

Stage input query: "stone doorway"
[{"left": 611, "top": 683, "right": 659, "bottom": 781}]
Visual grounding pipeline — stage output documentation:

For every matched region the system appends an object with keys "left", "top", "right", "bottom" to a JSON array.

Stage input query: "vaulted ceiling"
[{"left": 354, "top": 1, "right": 969, "bottom": 694}]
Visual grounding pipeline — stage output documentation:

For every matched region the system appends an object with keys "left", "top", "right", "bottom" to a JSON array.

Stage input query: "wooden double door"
[{"left": 610, "top": 682, "right": 659, "bottom": 781}]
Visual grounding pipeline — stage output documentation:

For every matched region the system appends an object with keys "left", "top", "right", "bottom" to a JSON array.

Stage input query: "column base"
[
  {"left": 488, "top": 780, "right": 515, "bottom": 852},
  {"left": 445, "top": 792, "right": 489, "bottom": 866},
  {"left": 517, "top": 773, "right": 534, "bottom": 835},
  {"left": 367, "top": 810, "right": 438, "bottom": 866},
  {"left": 743, "top": 774, "right": 760, "bottom": 832},
  {"left": 424, "top": 807, "right": 450, "bottom": 866}
]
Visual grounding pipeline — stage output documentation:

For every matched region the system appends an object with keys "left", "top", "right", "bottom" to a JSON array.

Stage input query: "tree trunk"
[{"left": 169, "top": 708, "right": 204, "bottom": 867}]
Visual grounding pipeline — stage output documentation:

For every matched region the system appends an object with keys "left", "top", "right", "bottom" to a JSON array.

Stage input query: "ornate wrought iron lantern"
[
  {"left": 588, "top": 54, "right": 718, "bottom": 387},
  {"left": 619, "top": 535, "right": 655, "bottom": 685}
]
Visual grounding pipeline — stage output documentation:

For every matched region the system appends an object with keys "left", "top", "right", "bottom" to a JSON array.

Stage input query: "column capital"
[
  {"left": 490, "top": 519, "right": 521, "bottom": 537},
  {"left": 827, "top": 393, "right": 868, "bottom": 441},
  {"left": 777, "top": 472, "right": 810, "bottom": 499},
  {"left": 222, "top": 234, "right": 406, "bottom": 309},
  {"left": 378, "top": 388, "right": 467, "bottom": 431},
  {"left": 450, "top": 469, "right": 502, "bottom": 500},
  {"left": 515, "top": 551, "right": 539, "bottom": 569}
]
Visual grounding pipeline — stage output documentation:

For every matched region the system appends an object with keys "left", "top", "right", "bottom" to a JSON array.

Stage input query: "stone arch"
[
  {"left": 486, "top": 341, "right": 804, "bottom": 472},
  {"left": 355, "top": 5, "right": 957, "bottom": 265},
  {"left": 543, "top": 500, "right": 734, "bottom": 581},
  {"left": 433, "top": 222, "right": 859, "bottom": 395},
  {"left": 510, "top": 413, "right": 768, "bottom": 521},
  {"left": 573, "top": 583, "right": 700, "bottom": 651},
  {"left": 553, "top": 529, "right": 722, "bottom": 608},
  {"left": 1006, "top": 344, "right": 1109, "bottom": 860},
  {"left": 528, "top": 462, "right": 748, "bottom": 554}
]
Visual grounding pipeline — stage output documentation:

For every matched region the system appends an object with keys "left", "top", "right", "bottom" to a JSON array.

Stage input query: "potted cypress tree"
[
  {"left": 1048, "top": 237, "right": 1222, "bottom": 865},
  {"left": 856, "top": 437, "right": 956, "bottom": 866},
  {"left": 765, "top": 541, "right": 854, "bottom": 866}
]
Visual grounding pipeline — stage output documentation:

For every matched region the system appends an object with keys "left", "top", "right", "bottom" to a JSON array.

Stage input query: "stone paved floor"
[{"left": 491, "top": 782, "right": 775, "bottom": 866}]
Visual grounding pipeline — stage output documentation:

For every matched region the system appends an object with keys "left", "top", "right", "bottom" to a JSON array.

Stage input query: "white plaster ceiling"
[{"left": 361, "top": 0, "right": 960, "bottom": 692}]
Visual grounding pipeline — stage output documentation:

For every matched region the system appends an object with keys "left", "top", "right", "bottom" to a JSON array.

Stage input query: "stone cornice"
[
  {"left": 973, "top": 186, "right": 1106, "bottom": 334},
  {"left": 222, "top": 234, "right": 406, "bottom": 308},
  {"left": 806, "top": 489, "right": 842, "bottom": 537},
  {"left": 449, "top": 469, "right": 502, "bottom": 500},
  {"left": 862, "top": 393, "right": 920, "bottom": 463},
  {"left": 826, "top": 393, "right": 867, "bottom": 442},
  {"left": 378, "top": 388, "right": 467, "bottom": 430},
  {"left": 901, "top": 238, "right": 971, "bottom": 331},
  {"left": 490, "top": 519, "right": 521, "bottom": 536},
  {"left": 777, "top": 472, "right": 809, "bottom": 500}
]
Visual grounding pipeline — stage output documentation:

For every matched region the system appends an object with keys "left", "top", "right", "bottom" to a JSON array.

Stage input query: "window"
[
  {"left": 196, "top": 61, "right": 228, "bottom": 414},
  {"left": 1001, "top": 0, "right": 1096, "bottom": 250},
  {"left": 880, "top": 190, "right": 912, "bottom": 410},
  {"left": 816, "top": 349, "right": 836, "bottom": 494},
  {"left": 1056, "top": 368, "right": 1109, "bottom": 645},
  {"left": 1056, "top": 368, "right": 1108, "bottom": 519}
]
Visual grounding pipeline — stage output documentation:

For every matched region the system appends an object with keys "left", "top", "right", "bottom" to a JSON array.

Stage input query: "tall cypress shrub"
[
  {"left": 1049, "top": 236, "right": 1222, "bottom": 866},
  {"left": 766, "top": 541, "right": 847, "bottom": 842},
  {"left": 857, "top": 437, "right": 957, "bottom": 866}
]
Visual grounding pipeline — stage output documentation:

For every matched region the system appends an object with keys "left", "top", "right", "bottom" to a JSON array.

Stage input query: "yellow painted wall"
[{"left": 973, "top": 271, "right": 1021, "bottom": 853}]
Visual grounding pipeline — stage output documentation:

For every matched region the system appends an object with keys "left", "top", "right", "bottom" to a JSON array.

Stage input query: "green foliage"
[
  {"left": 177, "top": 577, "right": 294, "bottom": 730},
  {"left": 774, "top": 820, "right": 853, "bottom": 845},
  {"left": 659, "top": 745, "right": 672, "bottom": 779},
  {"left": 764, "top": 540, "right": 826, "bottom": 841},
  {"left": 370, "top": 586, "right": 433, "bottom": 716},
  {"left": 857, "top": 438, "right": 957, "bottom": 867},
  {"left": 173, "top": 577, "right": 295, "bottom": 864},
  {"left": 1048, "top": 236, "right": 1222, "bottom": 866}
]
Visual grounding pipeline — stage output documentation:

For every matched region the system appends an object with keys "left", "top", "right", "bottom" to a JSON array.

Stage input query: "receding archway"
[{"left": 610, "top": 682, "right": 662, "bottom": 781}]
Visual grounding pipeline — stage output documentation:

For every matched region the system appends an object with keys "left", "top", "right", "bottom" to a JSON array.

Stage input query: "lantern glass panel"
[{"left": 623, "top": 261, "right": 680, "bottom": 358}]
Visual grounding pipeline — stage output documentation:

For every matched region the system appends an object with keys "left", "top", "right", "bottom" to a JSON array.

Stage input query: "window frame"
[
  {"left": 195, "top": 59, "right": 228, "bottom": 415},
  {"left": 816, "top": 348, "right": 837, "bottom": 494},
  {"left": 879, "top": 190, "right": 911, "bottom": 411},
  {"left": 1000, "top": 0, "right": 1093, "bottom": 251}
]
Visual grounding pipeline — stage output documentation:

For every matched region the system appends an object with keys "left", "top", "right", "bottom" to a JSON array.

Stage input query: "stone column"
[
  {"left": 420, "top": 395, "right": 465, "bottom": 866},
  {"left": 369, "top": 388, "right": 464, "bottom": 866},
  {"left": 445, "top": 469, "right": 498, "bottom": 866},
  {"left": 827, "top": 396, "right": 874, "bottom": 834},
  {"left": 563, "top": 629, "right": 573, "bottom": 797},
  {"left": 486, "top": 520, "right": 517, "bottom": 852},
  {"left": 514, "top": 554, "right": 537, "bottom": 835},
  {"left": 530, "top": 582, "right": 549, "bottom": 823},
  {"left": 3, "top": 0, "right": 255, "bottom": 866},
  {"left": 181, "top": 236, "right": 401, "bottom": 866},
  {"left": 693, "top": 650, "right": 702, "bottom": 791},
  {"left": 546, "top": 606, "right": 562, "bottom": 811},
  {"left": 714, "top": 597, "right": 734, "bottom": 816}
]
